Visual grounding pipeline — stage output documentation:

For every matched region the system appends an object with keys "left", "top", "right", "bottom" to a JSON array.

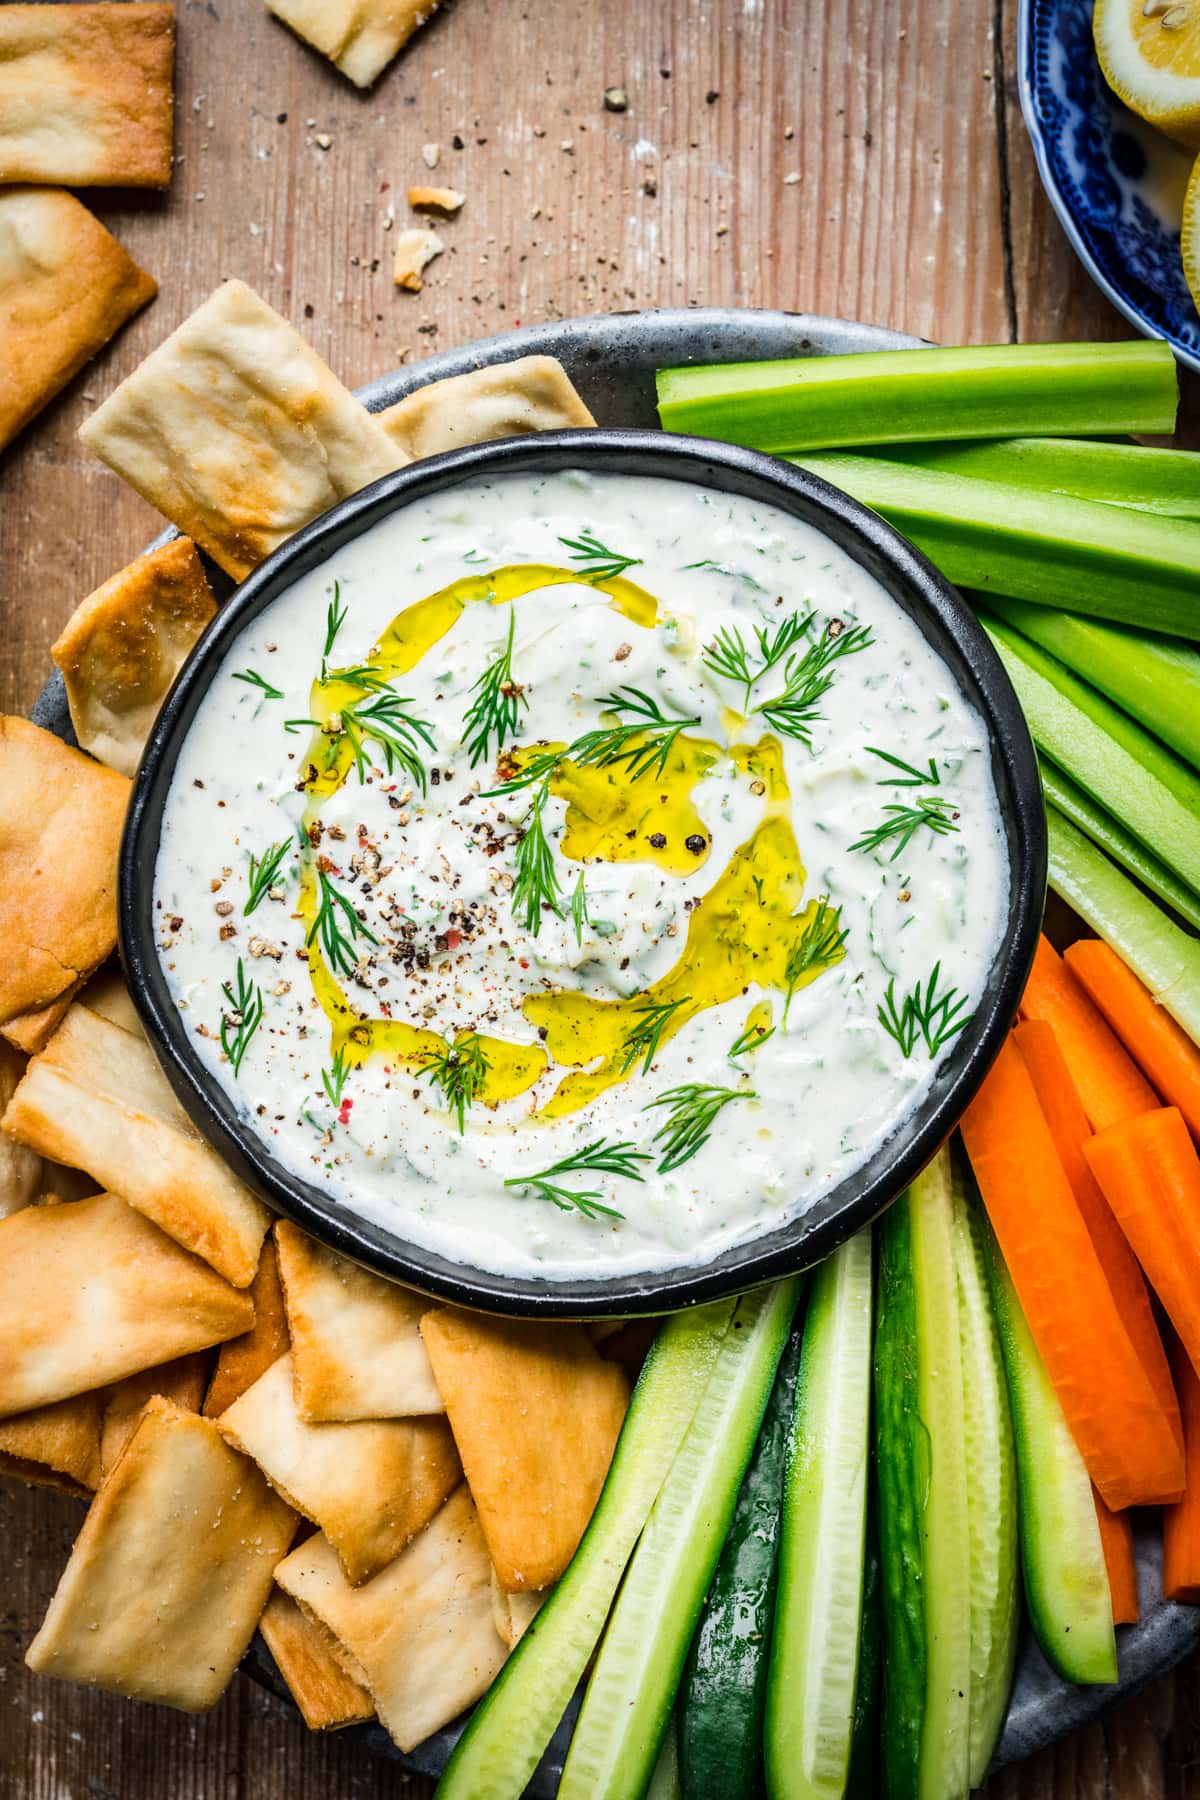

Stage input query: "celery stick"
[
  {"left": 988, "top": 598, "right": 1200, "bottom": 771},
  {"left": 981, "top": 614, "right": 1200, "bottom": 895},
  {"left": 1046, "top": 808, "right": 1200, "bottom": 1046},
  {"left": 862, "top": 437, "right": 1200, "bottom": 520},
  {"left": 787, "top": 453, "right": 1200, "bottom": 638},
  {"left": 654, "top": 341, "right": 1178, "bottom": 451},
  {"left": 1040, "top": 757, "right": 1200, "bottom": 933}
]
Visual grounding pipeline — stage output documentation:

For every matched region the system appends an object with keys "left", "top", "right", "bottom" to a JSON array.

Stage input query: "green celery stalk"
[
  {"left": 1046, "top": 808, "right": 1200, "bottom": 1046},
  {"left": 785, "top": 454, "right": 1200, "bottom": 637},
  {"left": 981, "top": 613, "right": 1200, "bottom": 895},
  {"left": 987, "top": 597, "right": 1200, "bottom": 771},
  {"left": 1040, "top": 757, "right": 1200, "bottom": 933},
  {"left": 654, "top": 341, "right": 1178, "bottom": 450},
  {"left": 861, "top": 437, "right": 1200, "bottom": 520}
]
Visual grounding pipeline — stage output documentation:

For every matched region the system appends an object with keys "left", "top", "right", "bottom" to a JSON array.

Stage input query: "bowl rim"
[{"left": 119, "top": 428, "right": 1046, "bottom": 1316}]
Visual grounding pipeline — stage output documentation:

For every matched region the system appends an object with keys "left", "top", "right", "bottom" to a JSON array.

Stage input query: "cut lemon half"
[
  {"left": 1095, "top": 0, "right": 1200, "bottom": 147},
  {"left": 1184, "top": 150, "right": 1200, "bottom": 311}
]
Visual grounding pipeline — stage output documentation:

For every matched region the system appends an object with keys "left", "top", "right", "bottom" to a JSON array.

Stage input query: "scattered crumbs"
[
  {"left": 393, "top": 227, "right": 444, "bottom": 292},
  {"left": 603, "top": 86, "right": 628, "bottom": 112},
  {"left": 314, "top": 132, "right": 332, "bottom": 150},
  {"left": 422, "top": 141, "right": 441, "bottom": 168},
  {"left": 407, "top": 185, "right": 466, "bottom": 214},
  {"left": 783, "top": 172, "right": 801, "bottom": 185},
  {"left": 560, "top": 139, "right": 574, "bottom": 154}
]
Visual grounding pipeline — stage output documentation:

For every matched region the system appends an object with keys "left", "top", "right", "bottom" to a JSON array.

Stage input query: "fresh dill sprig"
[
  {"left": 504, "top": 1138, "right": 651, "bottom": 1220},
  {"left": 233, "top": 669, "right": 283, "bottom": 700},
  {"left": 244, "top": 840, "right": 291, "bottom": 915},
  {"left": 559, "top": 530, "right": 643, "bottom": 583},
  {"left": 219, "top": 959, "right": 264, "bottom": 1074},
  {"left": 850, "top": 795, "right": 959, "bottom": 862},
  {"left": 702, "top": 611, "right": 812, "bottom": 711},
  {"left": 646, "top": 1082, "right": 755, "bottom": 1173},
  {"left": 510, "top": 786, "right": 565, "bottom": 935},
  {"left": 783, "top": 897, "right": 848, "bottom": 1022},
  {"left": 332, "top": 688, "right": 436, "bottom": 789},
  {"left": 306, "top": 867, "right": 378, "bottom": 977},
  {"left": 571, "top": 868, "right": 590, "bottom": 944},
  {"left": 322, "top": 1043, "right": 351, "bottom": 1108},
  {"left": 866, "top": 746, "right": 942, "bottom": 788},
  {"left": 618, "top": 994, "right": 690, "bottom": 1076},
  {"left": 461, "top": 611, "right": 527, "bottom": 768},
  {"left": 728, "top": 1018, "right": 775, "bottom": 1060},
  {"left": 321, "top": 583, "right": 348, "bottom": 679},
  {"left": 570, "top": 687, "right": 701, "bottom": 784},
  {"left": 416, "top": 1034, "right": 490, "bottom": 1132},
  {"left": 878, "top": 963, "right": 973, "bottom": 1060},
  {"left": 752, "top": 621, "right": 874, "bottom": 746},
  {"left": 683, "top": 559, "right": 768, "bottom": 593}
]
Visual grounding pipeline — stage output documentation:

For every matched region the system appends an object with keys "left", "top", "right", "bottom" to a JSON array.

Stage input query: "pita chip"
[
  {"left": 2, "top": 991, "right": 78, "bottom": 1057},
  {"left": 0, "top": 719, "right": 129, "bottom": 1028},
  {"left": 7, "top": 962, "right": 141, "bottom": 1062},
  {"left": 99, "top": 1351, "right": 210, "bottom": 1480},
  {"left": 53, "top": 538, "right": 217, "bottom": 779},
  {"left": 0, "top": 1193, "right": 253, "bottom": 1417},
  {"left": 0, "top": 1392, "right": 103, "bottom": 1496},
  {"left": 490, "top": 1571, "right": 547, "bottom": 1649},
  {"left": 0, "top": 188, "right": 156, "bottom": 453},
  {"left": 0, "top": 1042, "right": 41, "bottom": 1217},
  {"left": 259, "top": 1589, "right": 374, "bottom": 1730},
  {"left": 3, "top": 1000, "right": 272, "bottom": 1287},
  {"left": 217, "top": 1354, "right": 459, "bottom": 1585},
  {"left": 276, "top": 1486, "right": 506, "bottom": 1751},
  {"left": 420, "top": 1310, "right": 628, "bottom": 1592},
  {"left": 78, "top": 280, "right": 405, "bottom": 581},
  {"left": 267, "top": 0, "right": 442, "bottom": 89},
  {"left": 204, "top": 1228, "right": 289, "bottom": 1417},
  {"left": 0, "top": 4, "right": 174, "bottom": 188},
  {"left": 26, "top": 1397, "right": 295, "bottom": 1712},
  {"left": 276, "top": 1220, "right": 443, "bottom": 1421},
  {"left": 378, "top": 356, "right": 595, "bottom": 460},
  {"left": 76, "top": 966, "right": 143, "bottom": 1037}
]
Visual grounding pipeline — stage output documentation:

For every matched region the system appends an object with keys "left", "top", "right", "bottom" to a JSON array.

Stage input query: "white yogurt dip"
[{"left": 153, "top": 468, "right": 1009, "bottom": 1280}]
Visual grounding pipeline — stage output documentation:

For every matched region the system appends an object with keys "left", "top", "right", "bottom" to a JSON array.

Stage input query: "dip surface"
[{"left": 154, "top": 468, "right": 1009, "bottom": 1279}]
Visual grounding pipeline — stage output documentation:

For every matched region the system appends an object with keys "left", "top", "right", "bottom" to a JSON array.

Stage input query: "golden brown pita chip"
[
  {"left": 78, "top": 280, "right": 405, "bottom": 581},
  {"left": 99, "top": 1351, "right": 210, "bottom": 1480},
  {"left": 0, "top": 719, "right": 129, "bottom": 1027},
  {"left": 217, "top": 1354, "right": 459, "bottom": 1586},
  {"left": 0, "top": 1042, "right": 41, "bottom": 1218},
  {"left": 2, "top": 991, "right": 77, "bottom": 1057},
  {"left": 0, "top": 1192, "right": 253, "bottom": 1416},
  {"left": 379, "top": 356, "right": 595, "bottom": 459},
  {"left": 490, "top": 1570, "right": 547, "bottom": 1649},
  {"left": 276, "top": 1487, "right": 505, "bottom": 1751},
  {"left": 53, "top": 539, "right": 217, "bottom": 779},
  {"left": 75, "top": 966, "right": 143, "bottom": 1037},
  {"left": 275, "top": 1220, "right": 442, "bottom": 1421},
  {"left": 3, "top": 1001, "right": 271, "bottom": 1287},
  {"left": 267, "top": 0, "right": 441, "bottom": 88},
  {"left": 26, "top": 1397, "right": 295, "bottom": 1711},
  {"left": 0, "top": 5, "right": 174, "bottom": 187},
  {"left": 0, "top": 189, "right": 156, "bottom": 453},
  {"left": 259, "top": 1588, "right": 374, "bottom": 1730},
  {"left": 204, "top": 1229, "right": 289, "bottom": 1417},
  {"left": 0, "top": 1392, "right": 103, "bottom": 1496},
  {"left": 419, "top": 1310, "right": 628, "bottom": 1592}
]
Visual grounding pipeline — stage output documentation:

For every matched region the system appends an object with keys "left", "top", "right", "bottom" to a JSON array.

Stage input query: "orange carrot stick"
[
  {"left": 1065, "top": 938, "right": 1200, "bottom": 1141},
  {"left": 1019, "top": 935, "right": 1158, "bottom": 1132},
  {"left": 1092, "top": 1487, "right": 1139, "bottom": 1625},
  {"left": 961, "top": 1038, "right": 1185, "bottom": 1508},
  {"left": 1015, "top": 1018, "right": 1181, "bottom": 1453},
  {"left": 1084, "top": 1108, "right": 1200, "bottom": 1384},
  {"left": 1165, "top": 1334, "right": 1200, "bottom": 1604}
]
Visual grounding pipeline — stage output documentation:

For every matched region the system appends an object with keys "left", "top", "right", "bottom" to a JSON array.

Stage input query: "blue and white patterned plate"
[{"left": 1020, "top": 0, "right": 1200, "bottom": 372}]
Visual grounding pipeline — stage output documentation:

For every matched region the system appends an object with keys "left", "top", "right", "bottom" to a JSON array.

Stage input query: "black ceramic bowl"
[{"left": 120, "top": 429, "right": 1046, "bottom": 1317}]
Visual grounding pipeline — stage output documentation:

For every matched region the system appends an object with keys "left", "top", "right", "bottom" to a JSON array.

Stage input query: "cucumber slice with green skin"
[
  {"left": 764, "top": 1228, "right": 874, "bottom": 1800},
  {"left": 679, "top": 1317, "right": 803, "bottom": 1798},
  {"left": 982, "top": 1219, "right": 1118, "bottom": 1686},
  {"left": 438, "top": 1299, "right": 736, "bottom": 1800},
  {"left": 951, "top": 1159, "right": 1020, "bottom": 1786},
  {"left": 845, "top": 1508, "right": 882, "bottom": 1800},
  {"left": 559, "top": 1278, "right": 803, "bottom": 1800},
  {"left": 875, "top": 1150, "right": 973, "bottom": 1800}
]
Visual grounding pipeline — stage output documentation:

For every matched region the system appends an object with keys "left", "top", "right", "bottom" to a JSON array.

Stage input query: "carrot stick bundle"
[
  {"left": 1084, "top": 1108, "right": 1200, "bottom": 1384},
  {"left": 1014, "top": 1019, "right": 1181, "bottom": 1453},
  {"left": 1065, "top": 938, "right": 1200, "bottom": 1140},
  {"left": 961, "top": 1039, "right": 1185, "bottom": 1508},
  {"left": 1019, "top": 936, "right": 1158, "bottom": 1131},
  {"left": 1092, "top": 1488, "right": 1139, "bottom": 1625},
  {"left": 1165, "top": 1335, "right": 1200, "bottom": 1605}
]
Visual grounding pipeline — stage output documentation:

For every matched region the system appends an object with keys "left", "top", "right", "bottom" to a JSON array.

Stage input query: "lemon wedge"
[
  {"left": 1183, "top": 150, "right": 1200, "bottom": 309},
  {"left": 1095, "top": 0, "right": 1200, "bottom": 147}
]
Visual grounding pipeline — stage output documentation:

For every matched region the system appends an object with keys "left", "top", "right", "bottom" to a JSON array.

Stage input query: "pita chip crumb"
[
  {"left": 406, "top": 185, "right": 464, "bottom": 214},
  {"left": 26, "top": 1397, "right": 295, "bottom": 1712},
  {"left": 379, "top": 355, "right": 596, "bottom": 460},
  {"left": 393, "top": 227, "right": 443, "bottom": 292},
  {"left": 0, "top": 4, "right": 174, "bottom": 188},
  {"left": 98, "top": 1351, "right": 211, "bottom": 1480},
  {"left": 0, "top": 1392, "right": 103, "bottom": 1497},
  {"left": 267, "top": 0, "right": 443, "bottom": 89},
  {"left": 259, "top": 1589, "right": 374, "bottom": 1730},
  {"left": 204, "top": 1228, "right": 290, "bottom": 1417},
  {"left": 0, "top": 1041, "right": 41, "bottom": 1218},
  {"left": 490, "top": 1571, "right": 547, "bottom": 1649},
  {"left": 53, "top": 538, "right": 217, "bottom": 779}
]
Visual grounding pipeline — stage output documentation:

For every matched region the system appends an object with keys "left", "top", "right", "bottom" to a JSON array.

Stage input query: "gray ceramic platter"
[{"left": 34, "top": 306, "right": 1200, "bottom": 1784}]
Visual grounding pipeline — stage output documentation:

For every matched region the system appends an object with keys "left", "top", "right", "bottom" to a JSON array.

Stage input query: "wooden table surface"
[{"left": 3, "top": 0, "right": 1198, "bottom": 1794}]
